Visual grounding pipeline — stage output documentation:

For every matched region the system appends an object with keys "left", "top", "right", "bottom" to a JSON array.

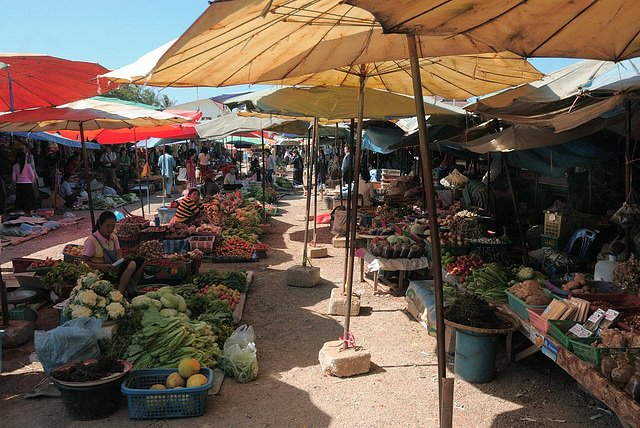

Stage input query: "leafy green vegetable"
[
  {"left": 186, "top": 293, "right": 232, "bottom": 319},
  {"left": 192, "top": 270, "right": 248, "bottom": 292},
  {"left": 41, "top": 262, "right": 98, "bottom": 294}
]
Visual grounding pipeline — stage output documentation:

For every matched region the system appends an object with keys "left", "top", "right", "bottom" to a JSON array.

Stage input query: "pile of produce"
[
  {"left": 165, "top": 223, "right": 191, "bottom": 240},
  {"left": 557, "top": 274, "right": 594, "bottom": 294},
  {"left": 509, "top": 280, "right": 552, "bottom": 305},
  {"left": 134, "top": 240, "right": 164, "bottom": 259},
  {"left": 445, "top": 293, "right": 505, "bottom": 329},
  {"left": 620, "top": 314, "right": 640, "bottom": 330},
  {"left": 118, "top": 215, "right": 149, "bottom": 226},
  {"left": 41, "top": 262, "right": 97, "bottom": 295},
  {"left": 513, "top": 266, "right": 547, "bottom": 284},
  {"left": 600, "top": 351, "right": 640, "bottom": 402},
  {"left": 443, "top": 254, "right": 485, "bottom": 280},
  {"left": 370, "top": 235, "right": 424, "bottom": 259},
  {"left": 598, "top": 328, "right": 640, "bottom": 348},
  {"left": 613, "top": 257, "right": 640, "bottom": 292},
  {"left": 125, "top": 307, "right": 220, "bottom": 369},
  {"left": 247, "top": 185, "right": 278, "bottom": 203},
  {"left": 120, "top": 193, "right": 140, "bottom": 204},
  {"left": 143, "top": 226, "right": 167, "bottom": 234},
  {"left": 231, "top": 206, "right": 261, "bottom": 227},
  {"left": 63, "top": 272, "right": 129, "bottom": 320},
  {"left": 115, "top": 223, "right": 142, "bottom": 241},
  {"left": 427, "top": 231, "right": 469, "bottom": 247},
  {"left": 464, "top": 262, "right": 513, "bottom": 301},
  {"left": 195, "top": 223, "right": 221, "bottom": 236},
  {"left": 191, "top": 270, "right": 249, "bottom": 293},
  {"left": 223, "top": 227, "right": 258, "bottom": 244},
  {"left": 92, "top": 195, "right": 128, "bottom": 209},
  {"left": 275, "top": 176, "right": 292, "bottom": 189},
  {"left": 198, "top": 284, "right": 240, "bottom": 311},
  {"left": 214, "top": 237, "right": 254, "bottom": 259},
  {"left": 31, "top": 258, "right": 60, "bottom": 268},
  {"left": 454, "top": 210, "right": 478, "bottom": 218},
  {"left": 131, "top": 286, "right": 189, "bottom": 319},
  {"left": 449, "top": 217, "right": 485, "bottom": 239},
  {"left": 367, "top": 226, "right": 395, "bottom": 236},
  {"left": 52, "top": 357, "right": 124, "bottom": 382},
  {"left": 148, "top": 358, "right": 208, "bottom": 390},
  {"left": 253, "top": 243, "right": 269, "bottom": 253},
  {"left": 63, "top": 244, "right": 83, "bottom": 257}
]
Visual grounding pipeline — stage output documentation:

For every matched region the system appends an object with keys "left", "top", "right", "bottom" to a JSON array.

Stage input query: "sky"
[{"left": 3, "top": 0, "right": 582, "bottom": 106}]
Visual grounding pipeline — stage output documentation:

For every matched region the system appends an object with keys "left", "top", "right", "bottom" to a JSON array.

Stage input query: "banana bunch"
[{"left": 464, "top": 263, "right": 512, "bottom": 302}]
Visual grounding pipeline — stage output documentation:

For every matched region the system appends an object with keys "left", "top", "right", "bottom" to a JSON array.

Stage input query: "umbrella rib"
[
  {"left": 4, "top": 78, "right": 61, "bottom": 108},
  {"left": 527, "top": 0, "right": 600, "bottom": 57},
  {"left": 616, "top": 27, "right": 640, "bottom": 62},
  {"left": 418, "top": 64, "right": 475, "bottom": 98},
  {"left": 385, "top": 0, "right": 456, "bottom": 33},
  {"left": 432, "top": 60, "right": 535, "bottom": 86},
  {"left": 372, "top": 62, "right": 392, "bottom": 93}
]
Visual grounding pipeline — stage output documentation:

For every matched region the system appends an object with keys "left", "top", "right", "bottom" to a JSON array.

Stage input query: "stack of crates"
[{"left": 540, "top": 211, "right": 583, "bottom": 250}]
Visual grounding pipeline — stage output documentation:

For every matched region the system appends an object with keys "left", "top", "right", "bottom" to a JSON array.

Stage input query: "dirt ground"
[{"left": 0, "top": 190, "right": 625, "bottom": 428}]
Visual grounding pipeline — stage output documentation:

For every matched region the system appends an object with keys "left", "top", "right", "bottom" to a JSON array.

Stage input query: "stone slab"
[
  {"left": 332, "top": 235, "right": 346, "bottom": 248},
  {"left": 286, "top": 265, "right": 320, "bottom": 288},
  {"left": 319, "top": 340, "right": 371, "bottom": 377},
  {"left": 327, "top": 288, "right": 360, "bottom": 316},
  {"left": 309, "top": 247, "right": 328, "bottom": 258},
  {"left": 2, "top": 320, "right": 34, "bottom": 349}
]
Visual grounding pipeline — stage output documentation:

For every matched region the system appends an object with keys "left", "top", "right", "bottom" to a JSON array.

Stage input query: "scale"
[{"left": 6, "top": 289, "right": 41, "bottom": 321}]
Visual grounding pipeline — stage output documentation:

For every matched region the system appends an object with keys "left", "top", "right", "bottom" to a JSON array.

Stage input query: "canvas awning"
[
  {"left": 347, "top": 0, "right": 640, "bottom": 61},
  {"left": 4, "top": 131, "right": 101, "bottom": 149},
  {"left": 195, "top": 113, "right": 305, "bottom": 139}
]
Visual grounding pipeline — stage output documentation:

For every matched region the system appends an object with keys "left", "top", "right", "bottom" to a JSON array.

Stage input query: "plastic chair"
[{"left": 563, "top": 228, "right": 597, "bottom": 261}]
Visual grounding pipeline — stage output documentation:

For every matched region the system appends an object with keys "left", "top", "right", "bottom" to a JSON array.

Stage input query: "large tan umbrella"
[
  {"left": 0, "top": 98, "right": 191, "bottom": 227},
  {"left": 100, "top": 0, "right": 540, "bottom": 96},
  {"left": 347, "top": 0, "right": 640, "bottom": 61}
]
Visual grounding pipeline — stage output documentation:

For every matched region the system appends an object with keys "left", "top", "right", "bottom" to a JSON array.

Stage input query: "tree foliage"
[{"left": 102, "top": 84, "right": 176, "bottom": 109}]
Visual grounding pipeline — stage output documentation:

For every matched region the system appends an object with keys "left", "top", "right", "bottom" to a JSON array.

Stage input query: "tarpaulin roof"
[
  {"left": 4, "top": 131, "right": 101, "bottom": 149},
  {"left": 348, "top": 0, "right": 640, "bottom": 61},
  {"left": 195, "top": 113, "right": 304, "bottom": 139},
  {"left": 0, "top": 53, "right": 119, "bottom": 112},
  {"left": 100, "top": 0, "right": 541, "bottom": 98},
  {"left": 0, "top": 98, "right": 191, "bottom": 133},
  {"left": 362, "top": 126, "right": 406, "bottom": 154},
  {"left": 224, "top": 86, "right": 464, "bottom": 121}
]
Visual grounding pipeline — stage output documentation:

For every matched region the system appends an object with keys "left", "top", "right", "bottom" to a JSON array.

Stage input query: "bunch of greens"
[
  {"left": 99, "top": 309, "right": 144, "bottom": 359},
  {"left": 192, "top": 270, "right": 248, "bottom": 293},
  {"left": 186, "top": 293, "right": 233, "bottom": 319},
  {"left": 197, "top": 313, "right": 236, "bottom": 347},
  {"left": 444, "top": 293, "right": 503, "bottom": 329},
  {"left": 41, "top": 262, "right": 97, "bottom": 295}
]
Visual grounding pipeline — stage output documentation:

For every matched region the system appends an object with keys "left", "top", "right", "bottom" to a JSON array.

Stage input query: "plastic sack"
[
  {"left": 440, "top": 169, "right": 469, "bottom": 189},
  {"left": 34, "top": 318, "right": 104, "bottom": 375},
  {"left": 220, "top": 325, "right": 258, "bottom": 383},
  {"left": 611, "top": 203, "right": 640, "bottom": 226},
  {"left": 102, "top": 186, "right": 117, "bottom": 196}
]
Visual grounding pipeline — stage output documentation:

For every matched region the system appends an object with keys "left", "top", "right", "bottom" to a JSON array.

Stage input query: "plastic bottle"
[{"left": 594, "top": 253, "right": 619, "bottom": 282}]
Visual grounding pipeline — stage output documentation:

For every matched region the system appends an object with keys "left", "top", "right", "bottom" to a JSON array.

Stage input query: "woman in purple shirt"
[{"left": 12, "top": 151, "right": 37, "bottom": 215}]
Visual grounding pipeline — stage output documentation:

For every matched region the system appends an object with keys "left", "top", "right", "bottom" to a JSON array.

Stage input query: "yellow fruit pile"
[{"left": 148, "top": 358, "right": 208, "bottom": 391}]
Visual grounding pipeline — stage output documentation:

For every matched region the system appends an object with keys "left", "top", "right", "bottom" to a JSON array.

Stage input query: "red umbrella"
[{"left": 0, "top": 54, "right": 118, "bottom": 112}]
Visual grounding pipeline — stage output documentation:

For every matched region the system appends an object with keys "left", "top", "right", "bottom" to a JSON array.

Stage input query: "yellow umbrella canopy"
[
  {"left": 347, "top": 0, "right": 640, "bottom": 61},
  {"left": 101, "top": 0, "right": 541, "bottom": 96}
]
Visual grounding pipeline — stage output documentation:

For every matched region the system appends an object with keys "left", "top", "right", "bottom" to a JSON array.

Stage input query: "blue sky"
[{"left": 3, "top": 0, "right": 579, "bottom": 105}]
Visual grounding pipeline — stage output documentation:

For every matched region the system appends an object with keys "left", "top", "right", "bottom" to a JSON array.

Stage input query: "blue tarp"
[
  {"left": 362, "top": 126, "right": 406, "bottom": 154},
  {"left": 5, "top": 132, "right": 101, "bottom": 149}
]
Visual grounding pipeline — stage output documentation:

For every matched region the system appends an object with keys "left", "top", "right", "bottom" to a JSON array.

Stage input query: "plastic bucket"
[
  {"left": 57, "top": 376, "right": 124, "bottom": 420},
  {"left": 454, "top": 328, "right": 499, "bottom": 383}
]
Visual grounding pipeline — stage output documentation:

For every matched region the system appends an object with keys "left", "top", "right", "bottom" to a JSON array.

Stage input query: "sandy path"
[{"left": 0, "top": 191, "right": 623, "bottom": 428}]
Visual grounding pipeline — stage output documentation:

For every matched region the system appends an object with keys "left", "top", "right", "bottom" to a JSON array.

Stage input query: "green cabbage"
[
  {"left": 131, "top": 295, "right": 153, "bottom": 309},
  {"left": 160, "top": 308, "right": 178, "bottom": 317},
  {"left": 161, "top": 294, "right": 180, "bottom": 309},
  {"left": 518, "top": 267, "right": 534, "bottom": 280}
]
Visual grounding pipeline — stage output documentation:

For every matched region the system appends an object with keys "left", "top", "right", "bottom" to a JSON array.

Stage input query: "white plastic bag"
[
  {"left": 220, "top": 325, "right": 258, "bottom": 383},
  {"left": 177, "top": 167, "right": 188, "bottom": 182}
]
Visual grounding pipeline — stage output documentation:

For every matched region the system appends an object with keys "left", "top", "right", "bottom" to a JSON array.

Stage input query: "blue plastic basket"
[{"left": 121, "top": 368, "right": 213, "bottom": 419}]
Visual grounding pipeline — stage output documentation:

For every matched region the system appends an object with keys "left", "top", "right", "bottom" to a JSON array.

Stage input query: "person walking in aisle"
[
  {"left": 158, "top": 147, "right": 176, "bottom": 197},
  {"left": 12, "top": 151, "right": 37, "bottom": 216},
  {"left": 118, "top": 146, "right": 132, "bottom": 193},
  {"left": 100, "top": 146, "right": 118, "bottom": 190},
  {"left": 316, "top": 149, "right": 329, "bottom": 197}
]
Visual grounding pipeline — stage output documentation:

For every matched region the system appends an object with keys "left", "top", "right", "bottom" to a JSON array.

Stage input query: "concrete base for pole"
[
  {"left": 2, "top": 320, "right": 34, "bottom": 348},
  {"left": 309, "top": 247, "right": 328, "bottom": 258},
  {"left": 327, "top": 288, "right": 360, "bottom": 316},
  {"left": 319, "top": 340, "right": 371, "bottom": 377},
  {"left": 286, "top": 265, "right": 320, "bottom": 288},
  {"left": 332, "top": 235, "right": 346, "bottom": 248}
]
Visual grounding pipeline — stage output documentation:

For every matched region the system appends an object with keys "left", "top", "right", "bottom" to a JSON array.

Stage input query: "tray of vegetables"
[{"left": 26, "top": 258, "right": 60, "bottom": 275}]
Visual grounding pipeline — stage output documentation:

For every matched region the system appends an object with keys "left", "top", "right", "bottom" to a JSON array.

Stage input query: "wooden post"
[
  {"left": 503, "top": 155, "right": 530, "bottom": 265},
  {"left": 337, "top": 123, "right": 343, "bottom": 206},
  {"left": 343, "top": 74, "right": 366, "bottom": 346},
  {"left": 625, "top": 100, "right": 632, "bottom": 261},
  {"left": 145, "top": 140, "right": 151, "bottom": 215},
  {"left": 133, "top": 142, "right": 145, "bottom": 218},
  {"left": 79, "top": 122, "right": 95, "bottom": 229},
  {"left": 313, "top": 120, "right": 320, "bottom": 245},
  {"left": 162, "top": 139, "right": 167, "bottom": 207},
  {"left": 407, "top": 34, "right": 449, "bottom": 428},
  {"left": 343, "top": 118, "right": 355, "bottom": 292},
  {"left": 302, "top": 121, "right": 317, "bottom": 266},
  {"left": 0, "top": 265, "right": 9, "bottom": 327},
  {"left": 261, "top": 130, "right": 266, "bottom": 223}
]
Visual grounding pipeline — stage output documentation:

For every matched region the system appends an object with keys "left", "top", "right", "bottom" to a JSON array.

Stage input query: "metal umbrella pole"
[
  {"left": 343, "top": 73, "right": 366, "bottom": 348},
  {"left": 78, "top": 122, "right": 95, "bottom": 229},
  {"left": 261, "top": 130, "right": 267, "bottom": 223},
  {"left": 313, "top": 120, "right": 320, "bottom": 245},
  {"left": 302, "top": 120, "right": 317, "bottom": 266},
  {"left": 407, "top": 34, "right": 452, "bottom": 428}
]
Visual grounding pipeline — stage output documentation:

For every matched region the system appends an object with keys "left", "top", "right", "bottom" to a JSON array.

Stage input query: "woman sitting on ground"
[
  {"left": 82, "top": 211, "right": 145, "bottom": 295},
  {"left": 170, "top": 188, "right": 203, "bottom": 225}
]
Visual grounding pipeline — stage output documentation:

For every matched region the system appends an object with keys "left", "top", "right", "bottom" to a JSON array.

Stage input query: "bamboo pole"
[
  {"left": 79, "top": 122, "right": 95, "bottom": 229},
  {"left": 343, "top": 74, "right": 366, "bottom": 347},
  {"left": 261, "top": 130, "right": 266, "bottom": 223},
  {"left": 407, "top": 34, "right": 450, "bottom": 428},
  {"left": 162, "top": 139, "right": 166, "bottom": 207},
  {"left": 338, "top": 123, "right": 343, "bottom": 206},
  {"left": 342, "top": 119, "right": 355, "bottom": 292},
  {"left": 302, "top": 121, "right": 317, "bottom": 265},
  {"left": 503, "top": 155, "right": 530, "bottom": 265},
  {"left": 313, "top": 120, "right": 320, "bottom": 245},
  {"left": 625, "top": 100, "right": 632, "bottom": 260},
  {"left": 145, "top": 140, "right": 151, "bottom": 215}
]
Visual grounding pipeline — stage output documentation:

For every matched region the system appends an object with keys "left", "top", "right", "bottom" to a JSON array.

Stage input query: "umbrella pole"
[
  {"left": 337, "top": 123, "right": 343, "bottom": 206},
  {"left": 261, "top": 130, "right": 266, "bottom": 223},
  {"left": 162, "top": 140, "right": 166, "bottom": 208},
  {"left": 134, "top": 144, "right": 145, "bottom": 219},
  {"left": 343, "top": 75, "right": 366, "bottom": 348},
  {"left": 625, "top": 100, "right": 632, "bottom": 260},
  {"left": 145, "top": 140, "right": 151, "bottom": 215},
  {"left": 313, "top": 119, "right": 320, "bottom": 245},
  {"left": 503, "top": 155, "right": 530, "bottom": 265},
  {"left": 343, "top": 119, "right": 355, "bottom": 292},
  {"left": 302, "top": 122, "right": 317, "bottom": 266},
  {"left": 407, "top": 34, "right": 450, "bottom": 428},
  {"left": 79, "top": 122, "right": 95, "bottom": 229}
]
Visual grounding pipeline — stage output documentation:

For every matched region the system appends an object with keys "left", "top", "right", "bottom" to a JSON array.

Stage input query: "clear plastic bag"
[
  {"left": 34, "top": 318, "right": 104, "bottom": 375},
  {"left": 220, "top": 325, "right": 258, "bottom": 383}
]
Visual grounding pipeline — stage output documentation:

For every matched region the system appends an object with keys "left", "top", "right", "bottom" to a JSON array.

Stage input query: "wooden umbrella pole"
[
  {"left": 342, "top": 118, "right": 355, "bottom": 292},
  {"left": 625, "top": 100, "right": 632, "bottom": 260},
  {"left": 79, "top": 122, "right": 95, "bottom": 229},
  {"left": 302, "top": 122, "right": 317, "bottom": 265},
  {"left": 145, "top": 140, "right": 151, "bottom": 215},
  {"left": 261, "top": 130, "right": 266, "bottom": 223},
  {"left": 133, "top": 131, "right": 145, "bottom": 218},
  {"left": 343, "top": 74, "right": 366, "bottom": 345},
  {"left": 162, "top": 139, "right": 166, "bottom": 207},
  {"left": 407, "top": 34, "right": 449, "bottom": 428},
  {"left": 503, "top": 155, "right": 530, "bottom": 265},
  {"left": 313, "top": 118, "right": 320, "bottom": 245},
  {"left": 338, "top": 123, "right": 343, "bottom": 206}
]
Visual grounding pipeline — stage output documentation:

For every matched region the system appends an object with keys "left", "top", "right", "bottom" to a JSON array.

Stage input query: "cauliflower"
[
  {"left": 80, "top": 272, "right": 100, "bottom": 288},
  {"left": 91, "top": 280, "right": 115, "bottom": 296},
  {"left": 76, "top": 290, "right": 98, "bottom": 307},
  {"left": 109, "top": 290, "right": 123, "bottom": 302},
  {"left": 96, "top": 296, "right": 107, "bottom": 307},
  {"left": 106, "top": 302, "right": 125, "bottom": 319},
  {"left": 71, "top": 305, "right": 93, "bottom": 319}
]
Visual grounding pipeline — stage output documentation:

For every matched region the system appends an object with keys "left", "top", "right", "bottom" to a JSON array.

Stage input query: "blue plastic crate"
[{"left": 121, "top": 368, "right": 213, "bottom": 419}]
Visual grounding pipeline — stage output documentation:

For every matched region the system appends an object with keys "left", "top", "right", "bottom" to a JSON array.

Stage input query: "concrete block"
[
  {"left": 3, "top": 320, "right": 34, "bottom": 349},
  {"left": 286, "top": 265, "right": 320, "bottom": 288},
  {"left": 327, "top": 288, "right": 360, "bottom": 316},
  {"left": 332, "top": 235, "right": 346, "bottom": 248},
  {"left": 319, "top": 340, "right": 371, "bottom": 377},
  {"left": 309, "top": 247, "right": 328, "bottom": 258}
]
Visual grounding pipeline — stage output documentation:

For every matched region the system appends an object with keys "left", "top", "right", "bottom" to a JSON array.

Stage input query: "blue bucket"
[{"left": 454, "top": 328, "right": 499, "bottom": 383}]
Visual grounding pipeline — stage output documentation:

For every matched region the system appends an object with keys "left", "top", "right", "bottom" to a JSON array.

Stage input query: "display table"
[
  {"left": 355, "top": 248, "right": 430, "bottom": 294},
  {"left": 503, "top": 305, "right": 640, "bottom": 428}
]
